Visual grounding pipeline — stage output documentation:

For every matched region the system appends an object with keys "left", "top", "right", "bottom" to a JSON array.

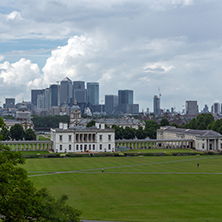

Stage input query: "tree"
[
  {"left": 0, "top": 127, "right": 10, "bottom": 141},
  {"left": 136, "top": 126, "right": 147, "bottom": 139},
  {"left": 24, "top": 128, "right": 36, "bottom": 140},
  {"left": 160, "top": 118, "right": 169, "bottom": 126},
  {"left": 0, "top": 145, "right": 82, "bottom": 221},
  {"left": 86, "top": 120, "right": 96, "bottom": 127},
  {"left": 145, "top": 120, "right": 160, "bottom": 139},
  {"left": 10, "top": 124, "right": 24, "bottom": 140}
]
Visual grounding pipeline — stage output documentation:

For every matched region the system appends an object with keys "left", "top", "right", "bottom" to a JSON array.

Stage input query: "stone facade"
[
  {"left": 157, "top": 126, "right": 222, "bottom": 151},
  {"left": 51, "top": 123, "right": 115, "bottom": 153}
]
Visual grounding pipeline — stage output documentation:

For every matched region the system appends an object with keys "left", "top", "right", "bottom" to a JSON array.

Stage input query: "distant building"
[
  {"left": 153, "top": 95, "right": 160, "bottom": 116},
  {"left": 185, "top": 101, "right": 198, "bottom": 115},
  {"left": 51, "top": 106, "right": 60, "bottom": 116},
  {"left": 87, "top": 82, "right": 99, "bottom": 105},
  {"left": 31, "top": 89, "right": 45, "bottom": 108},
  {"left": 60, "top": 77, "right": 72, "bottom": 106},
  {"left": 50, "top": 84, "right": 59, "bottom": 107},
  {"left": 73, "top": 81, "right": 87, "bottom": 104},
  {"left": 51, "top": 123, "right": 115, "bottom": 153},
  {"left": 4, "top": 98, "right": 15, "bottom": 110},
  {"left": 211, "top": 103, "right": 221, "bottom": 114},
  {"left": 202, "top": 104, "right": 209, "bottom": 113},
  {"left": 157, "top": 126, "right": 222, "bottom": 151},
  {"left": 105, "top": 95, "right": 118, "bottom": 114},
  {"left": 117, "top": 90, "right": 139, "bottom": 114},
  {"left": 69, "top": 101, "right": 82, "bottom": 127}
]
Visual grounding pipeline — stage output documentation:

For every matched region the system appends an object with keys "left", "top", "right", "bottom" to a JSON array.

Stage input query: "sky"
[{"left": 0, "top": 0, "right": 222, "bottom": 113}]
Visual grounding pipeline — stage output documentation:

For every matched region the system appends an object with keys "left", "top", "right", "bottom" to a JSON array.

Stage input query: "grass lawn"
[
  {"left": 123, "top": 148, "right": 203, "bottom": 154},
  {"left": 24, "top": 156, "right": 222, "bottom": 222},
  {"left": 38, "top": 135, "right": 50, "bottom": 141},
  {"left": 21, "top": 150, "right": 50, "bottom": 155}
]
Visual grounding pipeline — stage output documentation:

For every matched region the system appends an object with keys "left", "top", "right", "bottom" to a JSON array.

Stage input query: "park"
[{"left": 22, "top": 151, "right": 222, "bottom": 222}]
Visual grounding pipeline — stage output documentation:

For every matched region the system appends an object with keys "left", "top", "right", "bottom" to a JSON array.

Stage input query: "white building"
[
  {"left": 51, "top": 123, "right": 115, "bottom": 153},
  {"left": 157, "top": 126, "right": 222, "bottom": 151}
]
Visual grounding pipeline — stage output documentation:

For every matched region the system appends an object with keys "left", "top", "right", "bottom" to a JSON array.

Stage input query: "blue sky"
[{"left": 0, "top": 0, "right": 222, "bottom": 112}]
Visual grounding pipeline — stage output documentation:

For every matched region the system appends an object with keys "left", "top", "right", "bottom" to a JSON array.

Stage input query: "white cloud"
[
  {"left": 7, "top": 11, "right": 22, "bottom": 21},
  {"left": 0, "top": 58, "right": 41, "bottom": 101}
]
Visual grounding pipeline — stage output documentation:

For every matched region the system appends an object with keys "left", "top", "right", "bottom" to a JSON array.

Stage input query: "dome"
[
  {"left": 18, "top": 104, "right": 28, "bottom": 111},
  {"left": 71, "top": 104, "right": 80, "bottom": 111}
]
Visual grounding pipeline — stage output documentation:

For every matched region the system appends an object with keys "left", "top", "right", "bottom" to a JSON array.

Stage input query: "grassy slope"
[{"left": 24, "top": 156, "right": 222, "bottom": 222}]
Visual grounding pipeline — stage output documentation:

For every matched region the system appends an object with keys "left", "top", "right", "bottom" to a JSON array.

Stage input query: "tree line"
[{"left": 0, "top": 124, "right": 36, "bottom": 141}]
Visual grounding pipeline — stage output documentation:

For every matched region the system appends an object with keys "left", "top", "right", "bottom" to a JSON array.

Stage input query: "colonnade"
[
  {"left": 0, "top": 141, "right": 53, "bottom": 151},
  {"left": 115, "top": 139, "right": 194, "bottom": 150}
]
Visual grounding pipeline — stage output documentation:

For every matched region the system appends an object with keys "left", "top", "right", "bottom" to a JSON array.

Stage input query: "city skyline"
[{"left": 0, "top": 1, "right": 222, "bottom": 111}]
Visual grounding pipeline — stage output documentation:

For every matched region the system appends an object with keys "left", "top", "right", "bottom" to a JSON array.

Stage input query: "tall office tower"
[
  {"left": 73, "top": 81, "right": 87, "bottom": 103},
  {"left": 117, "top": 90, "right": 139, "bottom": 114},
  {"left": 37, "top": 92, "right": 45, "bottom": 109},
  {"left": 105, "top": 95, "right": 118, "bottom": 114},
  {"left": 118, "top": 90, "right": 133, "bottom": 105},
  {"left": 31, "top": 89, "right": 45, "bottom": 107},
  {"left": 44, "top": 88, "right": 51, "bottom": 110},
  {"left": 87, "top": 82, "right": 99, "bottom": 105},
  {"left": 153, "top": 95, "right": 160, "bottom": 116},
  {"left": 185, "top": 101, "right": 198, "bottom": 115},
  {"left": 73, "top": 81, "right": 85, "bottom": 90},
  {"left": 211, "top": 103, "right": 221, "bottom": 114},
  {"left": 202, "top": 104, "right": 209, "bottom": 113},
  {"left": 60, "top": 77, "right": 72, "bottom": 106},
  {"left": 4, "top": 98, "right": 15, "bottom": 109},
  {"left": 50, "top": 84, "right": 59, "bottom": 107}
]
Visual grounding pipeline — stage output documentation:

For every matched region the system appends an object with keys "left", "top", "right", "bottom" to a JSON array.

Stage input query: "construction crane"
[{"left": 158, "top": 87, "right": 161, "bottom": 99}]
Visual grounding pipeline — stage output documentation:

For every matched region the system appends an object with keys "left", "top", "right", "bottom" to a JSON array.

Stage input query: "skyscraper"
[
  {"left": 73, "top": 81, "right": 87, "bottom": 103},
  {"left": 31, "top": 89, "right": 45, "bottom": 107},
  {"left": 117, "top": 90, "right": 139, "bottom": 114},
  {"left": 118, "top": 90, "right": 133, "bottom": 105},
  {"left": 105, "top": 95, "right": 118, "bottom": 114},
  {"left": 50, "top": 84, "right": 59, "bottom": 107},
  {"left": 185, "top": 101, "right": 198, "bottom": 115},
  {"left": 87, "top": 82, "right": 99, "bottom": 105},
  {"left": 153, "top": 95, "right": 160, "bottom": 116},
  {"left": 60, "top": 77, "right": 72, "bottom": 106}
]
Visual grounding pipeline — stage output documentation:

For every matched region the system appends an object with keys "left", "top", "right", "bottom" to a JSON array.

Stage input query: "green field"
[{"left": 24, "top": 155, "right": 222, "bottom": 222}]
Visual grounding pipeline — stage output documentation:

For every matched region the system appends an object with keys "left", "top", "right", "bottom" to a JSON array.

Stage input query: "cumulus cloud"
[
  {"left": 0, "top": 0, "right": 222, "bottom": 111},
  {"left": 0, "top": 58, "right": 41, "bottom": 101},
  {"left": 42, "top": 34, "right": 105, "bottom": 85}
]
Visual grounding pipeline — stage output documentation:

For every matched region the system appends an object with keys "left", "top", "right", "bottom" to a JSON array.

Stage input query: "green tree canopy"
[
  {"left": 0, "top": 127, "right": 10, "bottom": 141},
  {"left": 24, "top": 128, "right": 36, "bottom": 140},
  {"left": 160, "top": 118, "right": 170, "bottom": 126},
  {"left": 10, "top": 124, "right": 24, "bottom": 141},
  {"left": 145, "top": 120, "right": 160, "bottom": 139},
  {"left": 0, "top": 145, "right": 82, "bottom": 221},
  {"left": 86, "top": 120, "right": 96, "bottom": 127}
]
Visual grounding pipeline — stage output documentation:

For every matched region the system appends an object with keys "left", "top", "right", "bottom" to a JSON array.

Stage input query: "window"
[
  {"left": 76, "top": 145, "right": 79, "bottom": 151},
  {"left": 80, "top": 145, "right": 83, "bottom": 150},
  {"left": 93, "top": 144, "right": 95, "bottom": 150},
  {"left": 60, "top": 145, "right": 62, "bottom": 151},
  {"left": 59, "top": 135, "right": 63, "bottom": 141},
  {"left": 69, "top": 144, "right": 71, "bottom": 151},
  {"left": 100, "top": 144, "right": 102, "bottom": 150},
  {"left": 100, "top": 135, "right": 102, "bottom": 141},
  {"left": 108, "top": 135, "right": 111, "bottom": 140},
  {"left": 89, "top": 144, "right": 91, "bottom": 150},
  {"left": 108, "top": 144, "right": 111, "bottom": 150},
  {"left": 69, "top": 135, "right": 72, "bottom": 141}
]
